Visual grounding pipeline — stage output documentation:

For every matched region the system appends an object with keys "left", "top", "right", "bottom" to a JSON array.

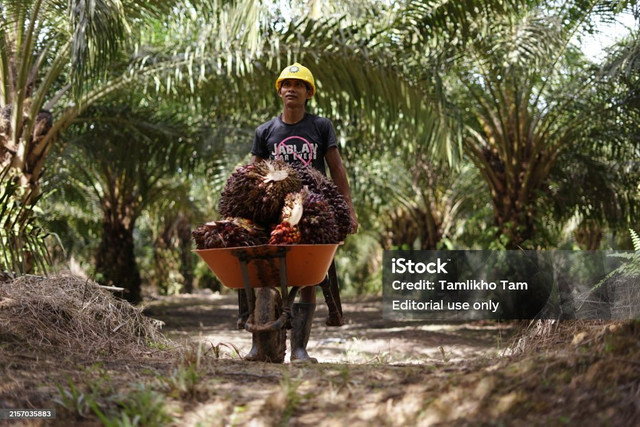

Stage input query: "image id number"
[{"left": 0, "top": 409, "right": 56, "bottom": 419}]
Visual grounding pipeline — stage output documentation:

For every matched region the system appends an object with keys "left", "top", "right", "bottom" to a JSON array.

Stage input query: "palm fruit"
[
  {"left": 289, "top": 163, "right": 353, "bottom": 241},
  {"left": 269, "top": 191, "right": 303, "bottom": 244},
  {"left": 192, "top": 218, "right": 268, "bottom": 249},
  {"left": 218, "top": 160, "right": 302, "bottom": 226},
  {"left": 268, "top": 221, "right": 301, "bottom": 244}
]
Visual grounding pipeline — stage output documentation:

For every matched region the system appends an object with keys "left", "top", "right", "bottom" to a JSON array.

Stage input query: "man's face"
[{"left": 278, "top": 79, "right": 313, "bottom": 107}]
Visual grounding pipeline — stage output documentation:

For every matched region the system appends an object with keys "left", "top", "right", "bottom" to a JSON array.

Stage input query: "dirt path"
[
  {"left": 137, "top": 291, "right": 524, "bottom": 425},
  {"left": 138, "top": 293, "right": 640, "bottom": 426},
  {"left": 143, "top": 291, "right": 515, "bottom": 365}
]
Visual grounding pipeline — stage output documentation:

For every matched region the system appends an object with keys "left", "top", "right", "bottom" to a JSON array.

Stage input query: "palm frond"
[
  {"left": 630, "top": 229, "right": 640, "bottom": 251},
  {"left": 0, "top": 167, "right": 53, "bottom": 274},
  {"left": 68, "top": 0, "right": 179, "bottom": 96},
  {"left": 601, "top": 30, "right": 640, "bottom": 78},
  {"left": 122, "top": 3, "right": 463, "bottom": 165},
  {"left": 59, "top": 102, "right": 194, "bottom": 210}
]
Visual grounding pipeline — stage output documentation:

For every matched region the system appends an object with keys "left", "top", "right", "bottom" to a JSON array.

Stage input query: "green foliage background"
[{"left": 1, "top": 0, "right": 638, "bottom": 297}]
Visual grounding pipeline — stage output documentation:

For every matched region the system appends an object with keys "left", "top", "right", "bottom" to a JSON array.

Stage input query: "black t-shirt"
[{"left": 251, "top": 113, "right": 337, "bottom": 175}]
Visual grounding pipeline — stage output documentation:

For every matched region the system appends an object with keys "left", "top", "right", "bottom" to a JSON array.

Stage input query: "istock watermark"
[{"left": 383, "top": 250, "right": 639, "bottom": 321}]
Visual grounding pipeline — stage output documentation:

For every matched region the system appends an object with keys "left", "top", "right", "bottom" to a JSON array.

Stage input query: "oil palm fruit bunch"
[
  {"left": 270, "top": 187, "right": 340, "bottom": 244},
  {"left": 192, "top": 218, "right": 268, "bottom": 249},
  {"left": 268, "top": 191, "right": 304, "bottom": 244},
  {"left": 296, "top": 187, "right": 340, "bottom": 244},
  {"left": 289, "top": 163, "right": 353, "bottom": 241},
  {"left": 218, "top": 160, "right": 302, "bottom": 225}
]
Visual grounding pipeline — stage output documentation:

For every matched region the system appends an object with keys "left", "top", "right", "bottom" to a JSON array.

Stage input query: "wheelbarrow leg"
[{"left": 237, "top": 288, "right": 252, "bottom": 330}]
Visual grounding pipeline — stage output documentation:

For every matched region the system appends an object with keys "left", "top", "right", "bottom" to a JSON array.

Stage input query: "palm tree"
[
  {"left": 553, "top": 32, "right": 640, "bottom": 249},
  {"left": 0, "top": 0, "right": 180, "bottom": 194},
  {"left": 0, "top": 0, "right": 279, "bottom": 274},
  {"left": 396, "top": 1, "right": 638, "bottom": 248},
  {"left": 0, "top": 0, "right": 184, "bottom": 273},
  {"left": 353, "top": 152, "right": 473, "bottom": 251},
  {"left": 51, "top": 100, "right": 193, "bottom": 303}
]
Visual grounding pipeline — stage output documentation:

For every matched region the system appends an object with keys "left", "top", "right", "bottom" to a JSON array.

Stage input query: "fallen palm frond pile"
[
  {"left": 0, "top": 274, "right": 167, "bottom": 357},
  {"left": 506, "top": 318, "right": 640, "bottom": 358}
]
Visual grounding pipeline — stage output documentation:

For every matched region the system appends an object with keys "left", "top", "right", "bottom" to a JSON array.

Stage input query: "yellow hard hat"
[{"left": 275, "top": 63, "right": 316, "bottom": 96}]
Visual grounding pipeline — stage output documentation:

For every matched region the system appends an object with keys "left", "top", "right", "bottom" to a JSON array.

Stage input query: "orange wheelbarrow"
[{"left": 195, "top": 244, "right": 340, "bottom": 362}]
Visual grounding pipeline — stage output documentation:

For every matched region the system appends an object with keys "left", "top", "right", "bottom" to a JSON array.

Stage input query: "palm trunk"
[
  {"left": 384, "top": 206, "right": 443, "bottom": 250},
  {"left": 492, "top": 188, "right": 536, "bottom": 249},
  {"left": 176, "top": 212, "right": 194, "bottom": 294},
  {"left": 0, "top": 107, "right": 53, "bottom": 274},
  {"left": 95, "top": 215, "right": 141, "bottom": 304},
  {"left": 477, "top": 135, "right": 542, "bottom": 249},
  {"left": 1, "top": 107, "right": 54, "bottom": 197},
  {"left": 574, "top": 220, "right": 603, "bottom": 250}
]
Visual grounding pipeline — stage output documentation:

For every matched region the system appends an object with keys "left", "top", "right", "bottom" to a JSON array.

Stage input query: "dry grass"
[
  {"left": 506, "top": 318, "right": 639, "bottom": 357},
  {"left": 0, "top": 273, "right": 167, "bottom": 357}
]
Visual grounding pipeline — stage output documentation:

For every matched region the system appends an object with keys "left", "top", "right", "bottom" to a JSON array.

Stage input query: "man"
[{"left": 241, "top": 62, "right": 357, "bottom": 363}]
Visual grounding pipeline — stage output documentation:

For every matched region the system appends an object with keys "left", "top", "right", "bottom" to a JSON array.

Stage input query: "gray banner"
[{"left": 383, "top": 250, "right": 640, "bottom": 320}]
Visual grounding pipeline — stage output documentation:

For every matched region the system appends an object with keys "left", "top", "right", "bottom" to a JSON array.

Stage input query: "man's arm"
[{"left": 325, "top": 147, "right": 358, "bottom": 233}]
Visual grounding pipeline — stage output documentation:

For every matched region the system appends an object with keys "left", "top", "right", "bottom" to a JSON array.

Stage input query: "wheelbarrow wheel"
[{"left": 253, "top": 287, "right": 286, "bottom": 363}]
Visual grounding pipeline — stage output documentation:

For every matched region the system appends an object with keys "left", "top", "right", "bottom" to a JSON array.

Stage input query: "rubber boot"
[
  {"left": 290, "top": 303, "right": 318, "bottom": 363},
  {"left": 319, "top": 276, "right": 344, "bottom": 327},
  {"left": 237, "top": 290, "right": 260, "bottom": 360},
  {"left": 244, "top": 333, "right": 260, "bottom": 361}
]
